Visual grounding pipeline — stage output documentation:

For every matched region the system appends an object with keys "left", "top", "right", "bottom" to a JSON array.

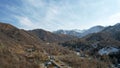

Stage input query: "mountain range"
[
  {"left": 61, "top": 23, "right": 120, "bottom": 52},
  {"left": 0, "top": 22, "right": 110, "bottom": 68},
  {"left": 54, "top": 26, "right": 105, "bottom": 38},
  {"left": 61, "top": 23, "right": 120, "bottom": 67},
  {"left": 0, "top": 22, "right": 120, "bottom": 68}
]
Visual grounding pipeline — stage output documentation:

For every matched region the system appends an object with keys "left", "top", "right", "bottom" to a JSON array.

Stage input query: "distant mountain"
[
  {"left": 61, "top": 23, "right": 120, "bottom": 52},
  {"left": 29, "top": 29, "right": 76, "bottom": 42},
  {"left": 54, "top": 26, "right": 105, "bottom": 38},
  {"left": 102, "top": 23, "right": 120, "bottom": 33},
  {"left": 82, "top": 26, "right": 105, "bottom": 36},
  {"left": 53, "top": 29, "right": 83, "bottom": 37}
]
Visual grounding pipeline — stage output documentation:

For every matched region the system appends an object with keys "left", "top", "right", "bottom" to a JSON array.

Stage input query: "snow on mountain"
[
  {"left": 98, "top": 47, "right": 119, "bottom": 55},
  {"left": 53, "top": 26, "right": 105, "bottom": 38},
  {"left": 71, "top": 29, "right": 86, "bottom": 33}
]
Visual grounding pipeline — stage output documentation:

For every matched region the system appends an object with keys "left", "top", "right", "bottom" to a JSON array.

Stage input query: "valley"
[
  {"left": 0, "top": 0, "right": 120, "bottom": 68},
  {"left": 0, "top": 23, "right": 115, "bottom": 68},
  {"left": 0, "top": 22, "right": 120, "bottom": 68}
]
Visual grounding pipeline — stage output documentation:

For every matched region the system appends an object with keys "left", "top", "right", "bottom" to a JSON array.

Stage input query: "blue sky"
[{"left": 0, "top": 0, "right": 120, "bottom": 31}]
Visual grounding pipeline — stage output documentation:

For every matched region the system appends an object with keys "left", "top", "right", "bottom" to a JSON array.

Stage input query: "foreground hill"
[
  {"left": 0, "top": 23, "right": 43, "bottom": 45},
  {"left": 0, "top": 22, "right": 72, "bottom": 68}
]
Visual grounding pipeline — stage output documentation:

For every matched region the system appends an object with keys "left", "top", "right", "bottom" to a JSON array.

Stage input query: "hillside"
[
  {"left": 29, "top": 29, "right": 76, "bottom": 42},
  {"left": 61, "top": 23, "right": 120, "bottom": 67},
  {"left": 0, "top": 22, "right": 72, "bottom": 68},
  {"left": 0, "top": 22, "right": 110, "bottom": 68}
]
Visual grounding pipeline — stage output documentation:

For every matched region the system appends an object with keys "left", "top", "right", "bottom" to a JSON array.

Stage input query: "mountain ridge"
[
  {"left": 54, "top": 25, "right": 105, "bottom": 38},
  {"left": 29, "top": 29, "right": 77, "bottom": 42},
  {"left": 0, "top": 22, "right": 115, "bottom": 68}
]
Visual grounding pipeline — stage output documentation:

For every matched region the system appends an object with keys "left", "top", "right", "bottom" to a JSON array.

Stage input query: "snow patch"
[{"left": 98, "top": 47, "right": 119, "bottom": 55}]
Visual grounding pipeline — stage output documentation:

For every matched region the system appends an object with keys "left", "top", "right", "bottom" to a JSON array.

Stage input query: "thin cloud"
[
  {"left": 17, "top": 17, "right": 33, "bottom": 27},
  {"left": 1, "top": 0, "right": 120, "bottom": 31}
]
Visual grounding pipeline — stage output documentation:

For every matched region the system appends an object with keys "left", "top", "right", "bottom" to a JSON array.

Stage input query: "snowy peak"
[{"left": 70, "top": 29, "right": 86, "bottom": 33}]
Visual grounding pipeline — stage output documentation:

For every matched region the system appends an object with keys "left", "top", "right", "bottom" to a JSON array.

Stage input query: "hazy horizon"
[{"left": 0, "top": 0, "right": 120, "bottom": 31}]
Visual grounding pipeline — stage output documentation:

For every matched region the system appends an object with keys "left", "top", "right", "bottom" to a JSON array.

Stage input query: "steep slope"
[
  {"left": 0, "top": 23, "right": 43, "bottom": 45},
  {"left": 54, "top": 26, "right": 105, "bottom": 38},
  {"left": 29, "top": 29, "right": 76, "bottom": 42}
]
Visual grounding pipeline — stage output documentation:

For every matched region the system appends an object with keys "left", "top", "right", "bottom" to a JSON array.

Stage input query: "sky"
[{"left": 0, "top": 0, "right": 120, "bottom": 31}]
